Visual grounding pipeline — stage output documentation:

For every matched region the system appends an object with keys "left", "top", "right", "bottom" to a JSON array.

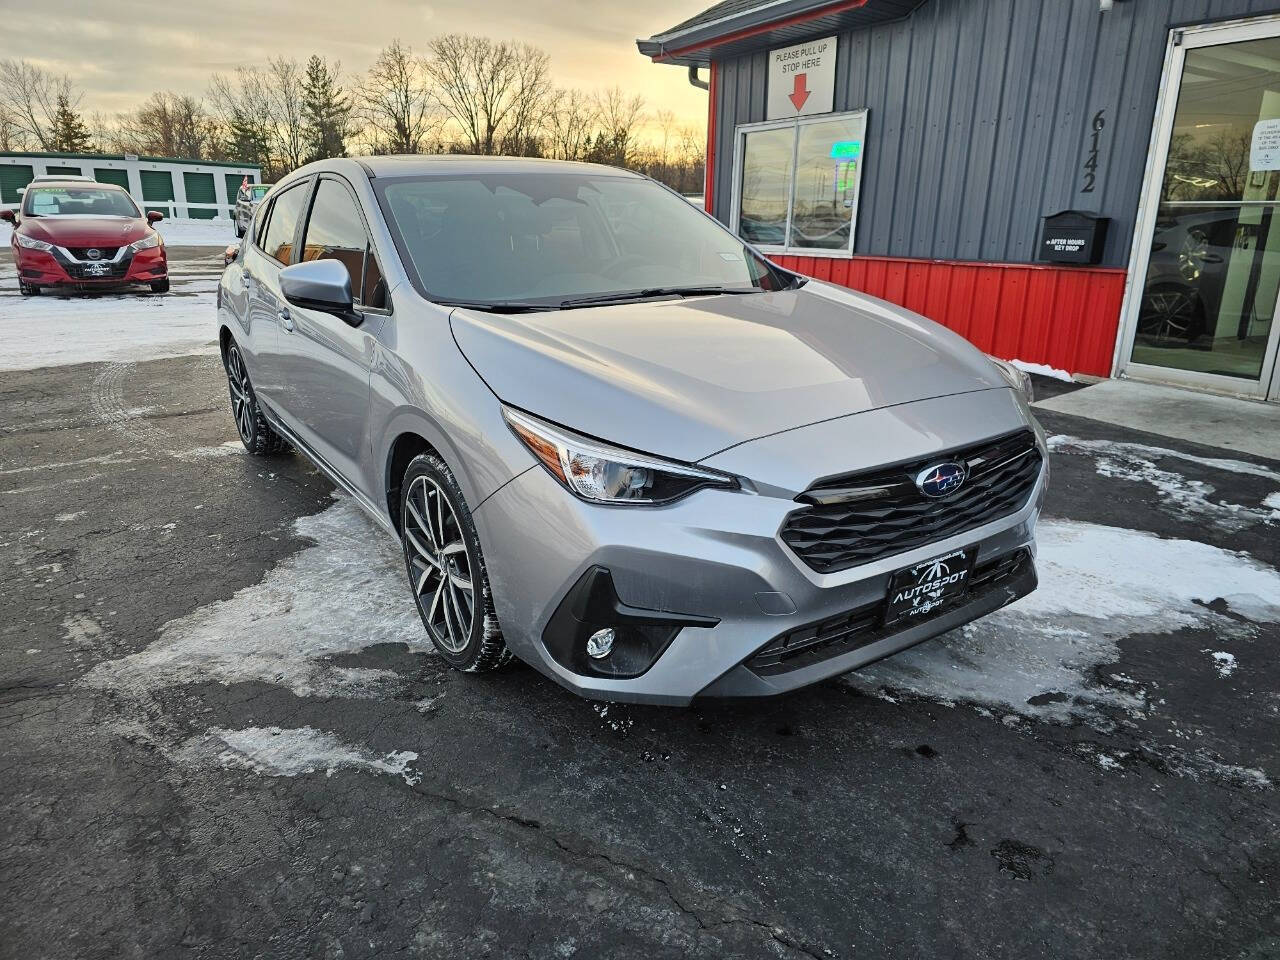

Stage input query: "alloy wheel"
[
  {"left": 226, "top": 345, "right": 254, "bottom": 442},
  {"left": 1138, "top": 289, "right": 1198, "bottom": 342},
  {"left": 403, "top": 475, "right": 475, "bottom": 653}
]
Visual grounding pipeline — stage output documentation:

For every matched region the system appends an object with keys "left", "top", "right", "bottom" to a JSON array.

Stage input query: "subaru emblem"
[{"left": 915, "top": 461, "right": 967, "bottom": 498}]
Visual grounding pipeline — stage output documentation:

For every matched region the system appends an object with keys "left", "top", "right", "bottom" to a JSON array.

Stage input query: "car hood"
[
  {"left": 450, "top": 281, "right": 1008, "bottom": 463},
  {"left": 19, "top": 217, "right": 150, "bottom": 247}
]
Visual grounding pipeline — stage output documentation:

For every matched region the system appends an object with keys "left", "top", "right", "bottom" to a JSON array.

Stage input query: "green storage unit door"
[
  {"left": 46, "top": 164, "right": 83, "bottom": 176},
  {"left": 0, "top": 164, "right": 34, "bottom": 204},
  {"left": 140, "top": 169, "right": 175, "bottom": 216},
  {"left": 183, "top": 171, "right": 217, "bottom": 219},
  {"left": 94, "top": 168, "right": 130, "bottom": 190}
]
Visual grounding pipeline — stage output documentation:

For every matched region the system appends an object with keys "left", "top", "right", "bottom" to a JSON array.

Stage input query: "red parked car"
[{"left": 2, "top": 180, "right": 169, "bottom": 296}]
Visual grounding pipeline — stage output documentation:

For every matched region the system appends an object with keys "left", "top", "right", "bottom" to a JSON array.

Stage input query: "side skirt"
[{"left": 259, "top": 404, "right": 399, "bottom": 541}]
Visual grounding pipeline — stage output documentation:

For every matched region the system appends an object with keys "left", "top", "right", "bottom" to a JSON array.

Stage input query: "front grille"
[
  {"left": 66, "top": 246, "right": 121, "bottom": 261},
  {"left": 780, "top": 431, "right": 1042, "bottom": 574},
  {"left": 64, "top": 258, "right": 131, "bottom": 280},
  {"left": 747, "top": 549, "right": 1031, "bottom": 676}
]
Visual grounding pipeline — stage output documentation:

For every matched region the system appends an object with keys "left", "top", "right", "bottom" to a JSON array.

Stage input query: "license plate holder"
[{"left": 884, "top": 545, "right": 978, "bottom": 626}]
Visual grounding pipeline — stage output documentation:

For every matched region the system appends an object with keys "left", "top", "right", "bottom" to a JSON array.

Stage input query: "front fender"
[{"left": 369, "top": 304, "right": 535, "bottom": 526}]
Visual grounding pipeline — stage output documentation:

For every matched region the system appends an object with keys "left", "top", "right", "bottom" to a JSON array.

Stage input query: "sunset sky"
[{"left": 0, "top": 0, "right": 708, "bottom": 131}]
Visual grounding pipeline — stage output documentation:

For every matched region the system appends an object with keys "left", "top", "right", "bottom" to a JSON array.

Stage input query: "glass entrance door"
[{"left": 1124, "top": 20, "right": 1280, "bottom": 400}]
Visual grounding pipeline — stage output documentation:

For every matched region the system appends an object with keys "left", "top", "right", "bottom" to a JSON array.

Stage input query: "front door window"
[{"left": 1131, "top": 34, "right": 1280, "bottom": 385}]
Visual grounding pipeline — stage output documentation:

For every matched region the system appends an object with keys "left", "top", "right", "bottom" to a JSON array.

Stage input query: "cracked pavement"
[{"left": 2, "top": 336, "right": 1279, "bottom": 958}]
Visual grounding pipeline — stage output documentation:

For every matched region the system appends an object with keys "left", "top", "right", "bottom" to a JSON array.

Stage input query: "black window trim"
[{"left": 299, "top": 172, "right": 392, "bottom": 316}]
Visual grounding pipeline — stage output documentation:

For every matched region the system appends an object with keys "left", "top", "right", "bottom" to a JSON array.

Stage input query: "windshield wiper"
[
  {"left": 435, "top": 298, "right": 557, "bottom": 314},
  {"left": 558, "top": 286, "right": 760, "bottom": 309}
]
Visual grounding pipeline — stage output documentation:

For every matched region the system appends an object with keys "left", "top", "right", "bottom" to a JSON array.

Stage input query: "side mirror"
[
  {"left": 147, "top": 211, "right": 164, "bottom": 224},
  {"left": 223, "top": 243, "right": 239, "bottom": 266},
  {"left": 0, "top": 209, "right": 14, "bottom": 224},
  {"left": 279, "top": 259, "right": 362, "bottom": 326}
]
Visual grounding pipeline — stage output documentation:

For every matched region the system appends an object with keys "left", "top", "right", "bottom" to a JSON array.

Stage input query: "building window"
[{"left": 732, "top": 110, "right": 867, "bottom": 257}]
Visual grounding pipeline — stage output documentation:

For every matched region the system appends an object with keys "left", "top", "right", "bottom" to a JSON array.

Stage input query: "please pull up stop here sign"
[{"left": 767, "top": 37, "right": 837, "bottom": 119}]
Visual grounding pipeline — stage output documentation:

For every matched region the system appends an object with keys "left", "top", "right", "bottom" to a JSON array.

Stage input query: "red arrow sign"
[{"left": 789, "top": 73, "right": 811, "bottom": 112}]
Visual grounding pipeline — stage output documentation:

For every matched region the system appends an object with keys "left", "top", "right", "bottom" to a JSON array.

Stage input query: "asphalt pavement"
[{"left": 2, "top": 310, "right": 1279, "bottom": 958}]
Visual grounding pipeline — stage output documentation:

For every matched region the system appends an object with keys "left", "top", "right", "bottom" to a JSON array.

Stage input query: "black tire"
[
  {"left": 223, "top": 341, "right": 289, "bottom": 455},
  {"left": 19, "top": 282, "right": 40, "bottom": 297},
  {"left": 400, "top": 452, "right": 511, "bottom": 673},
  {"left": 235, "top": 222, "right": 245, "bottom": 239},
  {"left": 150, "top": 278, "right": 170, "bottom": 294}
]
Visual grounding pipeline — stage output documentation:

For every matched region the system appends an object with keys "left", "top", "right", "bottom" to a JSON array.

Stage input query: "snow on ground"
[
  {"left": 0, "top": 281, "right": 219, "bottom": 371},
  {"left": 1205, "top": 650, "right": 1238, "bottom": 678},
  {"left": 1, "top": 216, "right": 236, "bottom": 249},
  {"left": 86, "top": 494, "right": 426, "bottom": 782},
  {"left": 1049, "top": 434, "right": 1280, "bottom": 530},
  {"left": 181, "top": 726, "right": 421, "bottom": 785},
  {"left": 1011, "top": 359, "right": 1074, "bottom": 382},
  {"left": 84, "top": 495, "right": 424, "bottom": 703},
  {"left": 847, "top": 519, "right": 1280, "bottom": 731},
  {"left": 155, "top": 217, "right": 240, "bottom": 247}
]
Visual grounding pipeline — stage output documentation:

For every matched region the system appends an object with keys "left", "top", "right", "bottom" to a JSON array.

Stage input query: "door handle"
[{"left": 278, "top": 307, "right": 294, "bottom": 332}]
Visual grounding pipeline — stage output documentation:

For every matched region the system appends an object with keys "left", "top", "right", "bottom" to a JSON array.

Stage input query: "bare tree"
[
  {"left": 425, "top": 35, "right": 550, "bottom": 155},
  {"left": 86, "top": 111, "right": 116, "bottom": 153},
  {"left": 115, "top": 92, "right": 217, "bottom": 160},
  {"left": 591, "top": 86, "right": 646, "bottom": 166},
  {"left": 209, "top": 68, "right": 276, "bottom": 171},
  {"left": 544, "top": 88, "right": 596, "bottom": 161},
  {"left": 267, "top": 57, "right": 307, "bottom": 171},
  {"left": 358, "top": 40, "right": 436, "bottom": 154},
  {"left": 0, "top": 59, "right": 81, "bottom": 151},
  {"left": 0, "top": 105, "right": 24, "bottom": 151}
]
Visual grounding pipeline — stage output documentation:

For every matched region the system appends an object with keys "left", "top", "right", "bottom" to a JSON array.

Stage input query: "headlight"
[
  {"left": 131, "top": 233, "right": 162, "bottom": 252},
  {"left": 503, "top": 407, "right": 738, "bottom": 505},
  {"left": 988, "top": 357, "right": 1035, "bottom": 404},
  {"left": 16, "top": 234, "right": 53, "bottom": 251}
]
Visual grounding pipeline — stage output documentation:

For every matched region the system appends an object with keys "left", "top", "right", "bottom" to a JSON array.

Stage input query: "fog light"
[{"left": 586, "top": 628, "right": 615, "bottom": 659}]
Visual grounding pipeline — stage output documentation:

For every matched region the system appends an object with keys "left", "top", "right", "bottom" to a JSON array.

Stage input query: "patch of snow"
[
  {"left": 0, "top": 288, "right": 218, "bottom": 371},
  {"left": 187, "top": 725, "right": 420, "bottom": 785},
  {"left": 1049, "top": 435, "right": 1280, "bottom": 530},
  {"left": 1205, "top": 650, "right": 1237, "bottom": 678},
  {"left": 175, "top": 441, "right": 245, "bottom": 460},
  {"left": 61, "top": 613, "right": 104, "bottom": 649},
  {"left": 1050, "top": 435, "right": 1280, "bottom": 483},
  {"left": 1011, "top": 359, "right": 1074, "bottom": 382},
  {"left": 156, "top": 217, "right": 240, "bottom": 248},
  {"left": 1267, "top": 491, "right": 1280, "bottom": 520},
  {"left": 54, "top": 511, "right": 86, "bottom": 522},
  {"left": 84, "top": 496, "right": 427, "bottom": 701},
  {"left": 846, "top": 519, "right": 1280, "bottom": 725}
]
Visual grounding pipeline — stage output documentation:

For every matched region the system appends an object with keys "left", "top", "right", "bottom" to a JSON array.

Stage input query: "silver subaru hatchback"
[{"left": 218, "top": 155, "right": 1047, "bottom": 705}]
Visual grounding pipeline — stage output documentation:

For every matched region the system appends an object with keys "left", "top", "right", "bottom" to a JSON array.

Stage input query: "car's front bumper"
[
  {"left": 473, "top": 389, "right": 1047, "bottom": 705},
  {"left": 15, "top": 245, "right": 167, "bottom": 288}
]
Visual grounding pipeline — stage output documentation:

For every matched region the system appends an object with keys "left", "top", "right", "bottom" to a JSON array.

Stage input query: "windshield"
[
  {"left": 377, "top": 172, "right": 786, "bottom": 307},
  {"left": 22, "top": 185, "right": 140, "bottom": 218}
]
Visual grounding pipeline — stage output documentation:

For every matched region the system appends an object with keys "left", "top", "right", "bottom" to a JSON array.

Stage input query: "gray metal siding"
[{"left": 711, "top": 0, "right": 1280, "bottom": 267}]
